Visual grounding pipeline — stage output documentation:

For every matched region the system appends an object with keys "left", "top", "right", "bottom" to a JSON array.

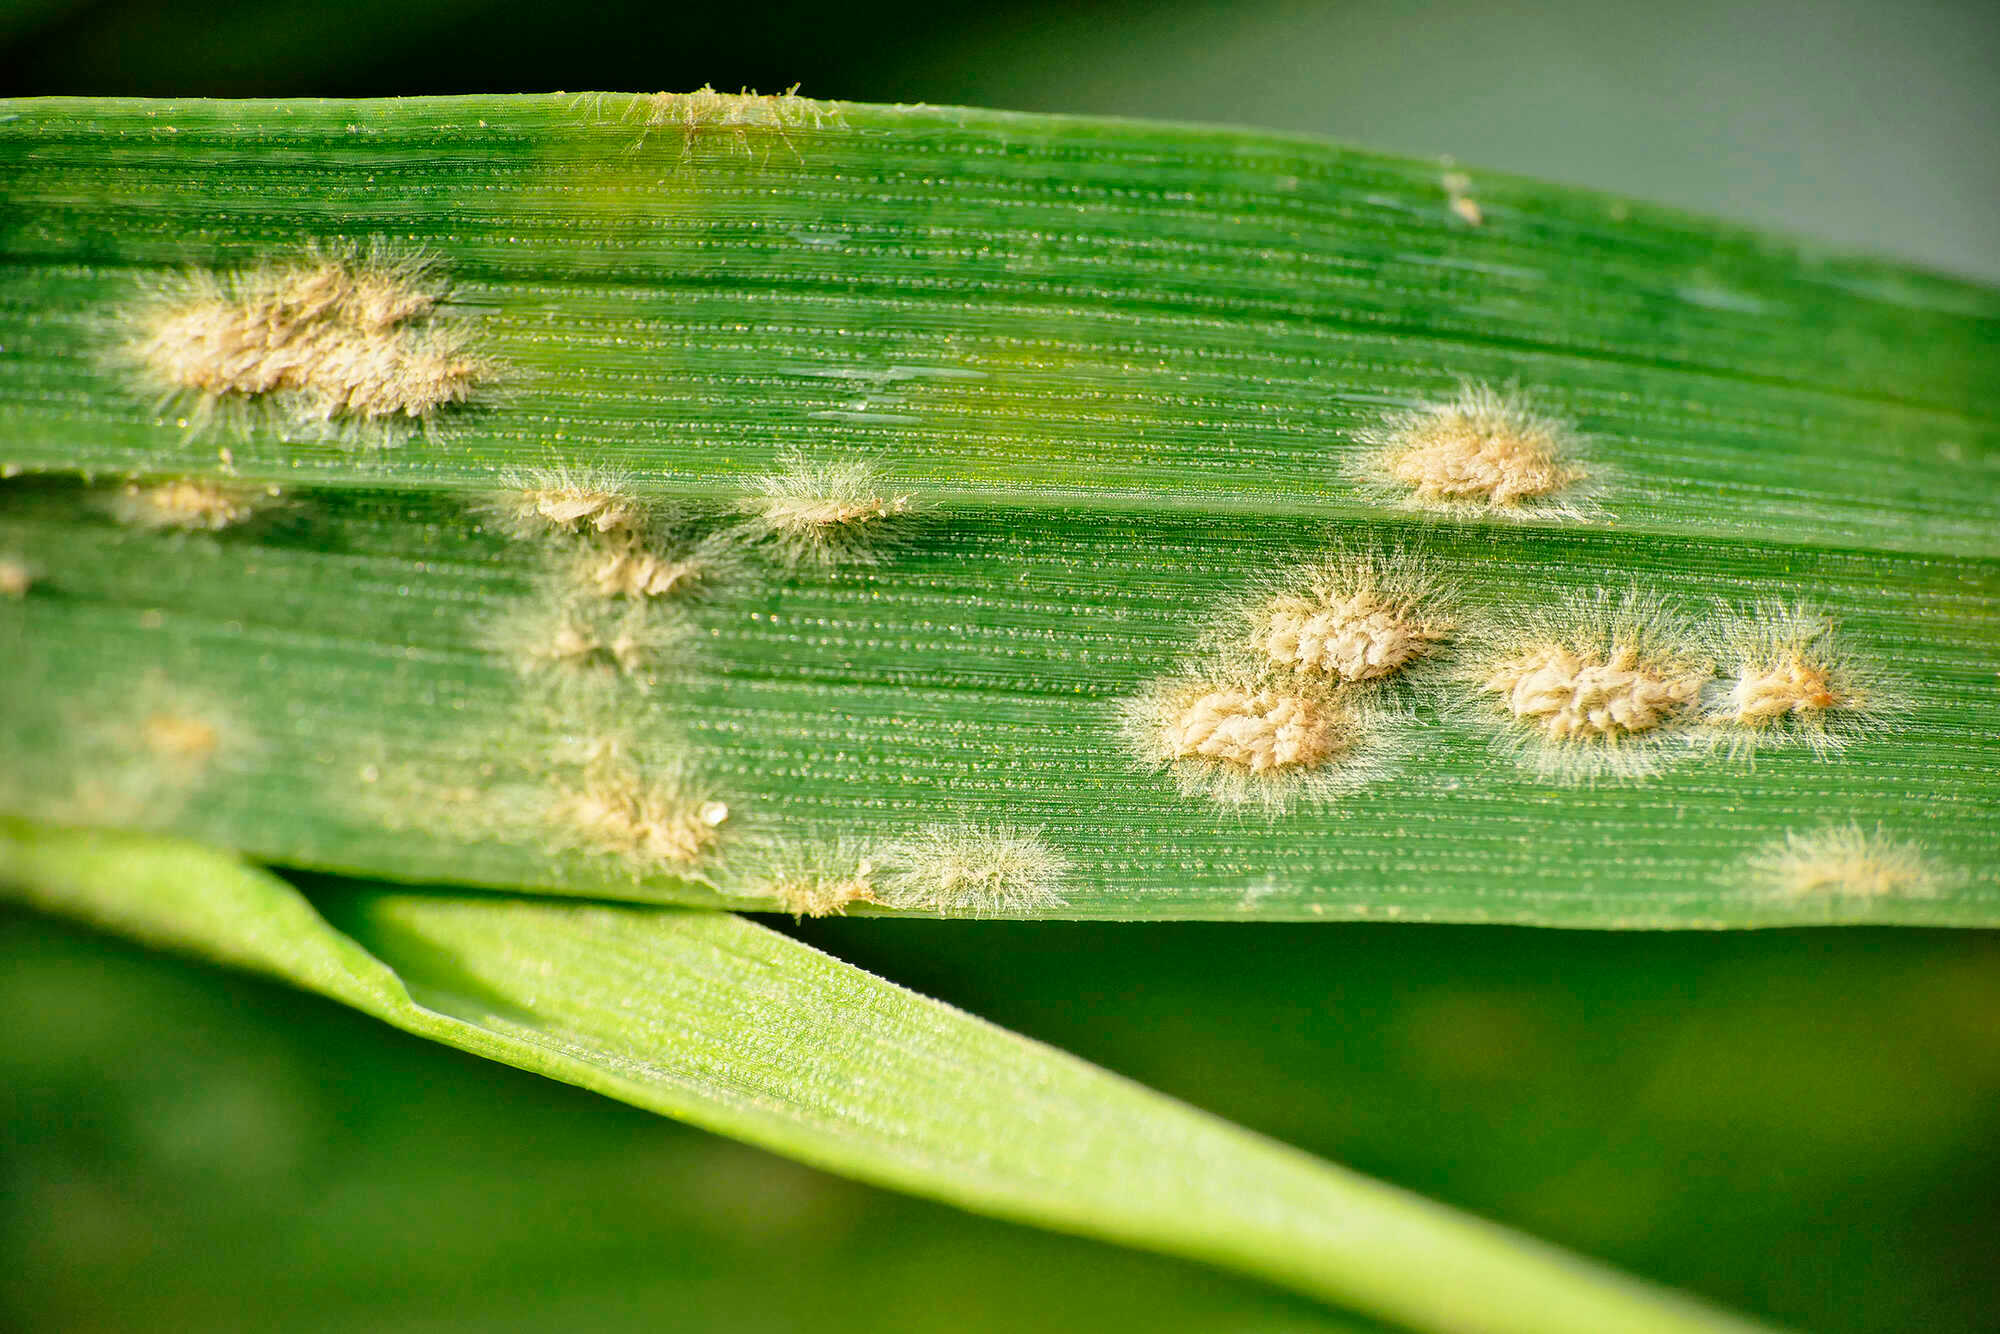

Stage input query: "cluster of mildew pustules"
[
  {"left": 469, "top": 453, "right": 1059, "bottom": 917},
  {"left": 1120, "top": 380, "right": 1899, "bottom": 807},
  {"left": 1124, "top": 550, "right": 1894, "bottom": 805},
  {"left": 87, "top": 233, "right": 1936, "bottom": 912},
  {"left": 96, "top": 235, "right": 1049, "bottom": 918},
  {"left": 121, "top": 243, "right": 501, "bottom": 442}
]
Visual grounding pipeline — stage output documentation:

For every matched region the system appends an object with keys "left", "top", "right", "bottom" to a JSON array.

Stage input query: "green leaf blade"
[{"left": 0, "top": 820, "right": 1780, "bottom": 1334}]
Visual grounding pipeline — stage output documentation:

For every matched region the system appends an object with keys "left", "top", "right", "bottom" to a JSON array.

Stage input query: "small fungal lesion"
[
  {"left": 547, "top": 761, "right": 730, "bottom": 875},
  {"left": 28, "top": 672, "right": 257, "bottom": 829},
  {"left": 736, "top": 451, "right": 916, "bottom": 569},
  {"left": 1441, "top": 171, "right": 1484, "bottom": 227},
  {"left": 1747, "top": 824, "right": 1962, "bottom": 902},
  {"left": 875, "top": 823, "right": 1070, "bottom": 917},
  {"left": 345, "top": 721, "right": 731, "bottom": 883},
  {"left": 593, "top": 84, "right": 844, "bottom": 161},
  {"left": 107, "top": 477, "right": 280, "bottom": 532},
  {"left": 1120, "top": 667, "right": 1392, "bottom": 812},
  {"left": 1235, "top": 545, "right": 1455, "bottom": 685},
  {"left": 747, "top": 839, "right": 883, "bottom": 917},
  {"left": 1455, "top": 586, "right": 1708, "bottom": 781},
  {"left": 486, "top": 466, "right": 648, "bottom": 541},
  {"left": 1701, "top": 599, "right": 1894, "bottom": 757},
  {"left": 119, "top": 240, "right": 500, "bottom": 442},
  {"left": 489, "top": 590, "right": 690, "bottom": 694},
  {"left": 572, "top": 529, "right": 741, "bottom": 602},
  {"left": 0, "top": 553, "right": 34, "bottom": 598},
  {"left": 1349, "top": 382, "right": 1600, "bottom": 523}
]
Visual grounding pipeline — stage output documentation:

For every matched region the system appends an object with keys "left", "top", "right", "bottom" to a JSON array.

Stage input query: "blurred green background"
[{"left": 5, "top": 2, "right": 1998, "bottom": 1331}]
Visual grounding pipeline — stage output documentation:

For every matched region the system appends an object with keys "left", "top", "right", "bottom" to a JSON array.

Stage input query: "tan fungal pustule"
[
  {"left": 1122, "top": 668, "right": 1390, "bottom": 810},
  {"left": 531, "top": 611, "right": 651, "bottom": 679},
  {"left": 1355, "top": 384, "right": 1592, "bottom": 519},
  {"left": 585, "top": 543, "right": 703, "bottom": 599},
  {"left": 1261, "top": 593, "right": 1445, "bottom": 683},
  {"left": 113, "top": 478, "right": 274, "bottom": 531},
  {"left": 1750, "top": 825, "right": 1957, "bottom": 901},
  {"left": 739, "top": 453, "right": 914, "bottom": 567},
  {"left": 1701, "top": 602, "right": 1885, "bottom": 756},
  {"left": 40, "top": 675, "right": 255, "bottom": 828},
  {"left": 877, "top": 824, "right": 1069, "bottom": 916},
  {"left": 1163, "top": 685, "right": 1347, "bottom": 774},
  {"left": 140, "top": 711, "right": 221, "bottom": 765},
  {"left": 1442, "top": 171, "right": 1484, "bottom": 226},
  {"left": 551, "top": 767, "right": 729, "bottom": 872},
  {"left": 129, "top": 248, "right": 495, "bottom": 435},
  {"left": 0, "top": 557, "right": 35, "bottom": 598},
  {"left": 769, "top": 860, "right": 880, "bottom": 917},
  {"left": 1717, "top": 654, "right": 1841, "bottom": 726},
  {"left": 498, "top": 468, "right": 646, "bottom": 538},
  {"left": 617, "top": 84, "right": 841, "bottom": 159},
  {"left": 1482, "top": 643, "right": 1700, "bottom": 742}
]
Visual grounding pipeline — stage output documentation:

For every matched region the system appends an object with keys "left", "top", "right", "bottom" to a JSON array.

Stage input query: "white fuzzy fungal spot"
[
  {"left": 736, "top": 452, "right": 914, "bottom": 568},
  {"left": 1442, "top": 171, "right": 1484, "bottom": 226},
  {"left": 1240, "top": 546, "right": 1454, "bottom": 684},
  {"left": 488, "top": 466, "right": 647, "bottom": 540},
  {"left": 108, "top": 478, "right": 279, "bottom": 531},
  {"left": 547, "top": 762, "right": 727, "bottom": 873},
  {"left": 606, "top": 84, "right": 843, "bottom": 160},
  {"left": 123, "top": 243, "right": 498, "bottom": 441},
  {"left": 489, "top": 592, "right": 690, "bottom": 695},
  {"left": 1748, "top": 824, "right": 1961, "bottom": 901},
  {"left": 34, "top": 673, "right": 259, "bottom": 829},
  {"left": 749, "top": 840, "right": 883, "bottom": 917},
  {"left": 1455, "top": 587, "right": 1707, "bottom": 781},
  {"left": 1702, "top": 600, "right": 1893, "bottom": 757},
  {"left": 1350, "top": 383, "right": 1598, "bottom": 522},
  {"left": 1164, "top": 685, "right": 1344, "bottom": 774},
  {"left": 574, "top": 530, "right": 740, "bottom": 602},
  {"left": 1121, "top": 670, "right": 1391, "bottom": 812},
  {"left": 876, "top": 823, "right": 1069, "bottom": 917},
  {"left": 0, "top": 555, "right": 34, "bottom": 598}
]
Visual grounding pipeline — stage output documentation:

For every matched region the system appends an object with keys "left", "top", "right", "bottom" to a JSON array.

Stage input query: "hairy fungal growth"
[
  {"left": 1748, "top": 824, "right": 1961, "bottom": 901},
  {"left": 487, "top": 467, "right": 646, "bottom": 540},
  {"left": 1241, "top": 546, "right": 1454, "bottom": 684},
  {"left": 737, "top": 452, "right": 915, "bottom": 568},
  {"left": 607, "top": 84, "right": 842, "bottom": 159},
  {"left": 1458, "top": 588, "right": 1708, "bottom": 780},
  {"left": 108, "top": 478, "right": 279, "bottom": 531},
  {"left": 1122, "top": 671, "right": 1390, "bottom": 811},
  {"left": 748, "top": 840, "right": 882, "bottom": 917},
  {"left": 1703, "top": 600, "right": 1890, "bottom": 756},
  {"left": 123, "top": 243, "right": 497, "bottom": 439},
  {"left": 876, "top": 824, "right": 1069, "bottom": 917},
  {"left": 489, "top": 592, "right": 689, "bottom": 695},
  {"left": 1350, "top": 383, "right": 1597, "bottom": 521},
  {"left": 548, "top": 761, "right": 730, "bottom": 875},
  {"left": 574, "top": 530, "right": 741, "bottom": 602}
]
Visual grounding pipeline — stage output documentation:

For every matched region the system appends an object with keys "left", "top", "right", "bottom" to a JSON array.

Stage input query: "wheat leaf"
[
  {"left": 0, "top": 818, "right": 1779, "bottom": 1334},
  {"left": 0, "top": 93, "right": 1994, "bottom": 925}
]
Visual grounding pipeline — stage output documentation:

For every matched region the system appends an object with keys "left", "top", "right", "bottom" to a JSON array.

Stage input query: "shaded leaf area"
[
  {"left": 2, "top": 477, "right": 1994, "bottom": 925},
  {"left": 0, "top": 822, "right": 1771, "bottom": 1334},
  {"left": 12, "top": 887, "right": 2000, "bottom": 1334},
  {"left": 0, "top": 95, "right": 1994, "bottom": 561}
]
